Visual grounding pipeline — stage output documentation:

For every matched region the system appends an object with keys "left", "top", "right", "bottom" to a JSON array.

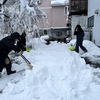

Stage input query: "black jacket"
[
  {"left": 20, "top": 35, "right": 26, "bottom": 46},
  {"left": 74, "top": 28, "right": 85, "bottom": 42},
  {"left": 0, "top": 35, "right": 21, "bottom": 56},
  {"left": 0, "top": 33, "right": 21, "bottom": 72},
  {"left": 17, "top": 35, "right": 26, "bottom": 51}
]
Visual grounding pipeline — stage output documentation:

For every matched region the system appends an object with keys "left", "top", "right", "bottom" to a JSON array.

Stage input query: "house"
[
  {"left": 37, "top": 0, "right": 69, "bottom": 42},
  {"left": 68, "top": 0, "right": 90, "bottom": 40},
  {"left": 88, "top": 0, "right": 100, "bottom": 46}
]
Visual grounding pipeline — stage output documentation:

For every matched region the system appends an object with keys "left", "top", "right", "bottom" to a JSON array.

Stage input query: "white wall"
[{"left": 88, "top": 0, "right": 100, "bottom": 46}]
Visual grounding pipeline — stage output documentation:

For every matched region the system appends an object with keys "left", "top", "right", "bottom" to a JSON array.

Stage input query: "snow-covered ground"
[{"left": 0, "top": 38, "right": 100, "bottom": 100}]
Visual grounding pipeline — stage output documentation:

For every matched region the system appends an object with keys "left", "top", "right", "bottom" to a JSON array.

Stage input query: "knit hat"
[
  {"left": 11, "top": 32, "right": 21, "bottom": 40},
  {"left": 76, "top": 24, "right": 81, "bottom": 29}
]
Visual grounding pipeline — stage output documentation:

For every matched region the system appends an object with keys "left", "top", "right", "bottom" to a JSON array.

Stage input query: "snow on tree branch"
[{"left": 0, "top": 0, "right": 44, "bottom": 38}]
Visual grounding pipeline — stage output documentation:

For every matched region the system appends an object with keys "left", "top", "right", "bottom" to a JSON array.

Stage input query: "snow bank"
[{"left": 0, "top": 40, "right": 100, "bottom": 100}]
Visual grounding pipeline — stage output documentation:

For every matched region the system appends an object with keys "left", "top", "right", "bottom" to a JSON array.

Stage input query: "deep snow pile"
[{"left": 0, "top": 39, "right": 100, "bottom": 100}]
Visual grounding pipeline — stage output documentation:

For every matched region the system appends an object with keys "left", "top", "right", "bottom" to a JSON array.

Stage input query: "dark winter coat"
[
  {"left": 0, "top": 36, "right": 21, "bottom": 56},
  {"left": 74, "top": 28, "right": 85, "bottom": 43},
  {"left": 17, "top": 34, "right": 26, "bottom": 51},
  {"left": 20, "top": 34, "right": 26, "bottom": 46},
  {"left": 0, "top": 34, "right": 21, "bottom": 72}
]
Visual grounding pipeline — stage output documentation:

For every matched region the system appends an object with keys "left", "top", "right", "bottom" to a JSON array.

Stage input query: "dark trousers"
[
  {"left": 0, "top": 55, "right": 12, "bottom": 74},
  {"left": 0, "top": 55, "right": 5, "bottom": 72},
  {"left": 75, "top": 41, "right": 87, "bottom": 53}
]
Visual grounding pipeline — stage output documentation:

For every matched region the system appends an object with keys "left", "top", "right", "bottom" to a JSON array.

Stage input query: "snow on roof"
[{"left": 51, "top": 0, "right": 69, "bottom": 6}]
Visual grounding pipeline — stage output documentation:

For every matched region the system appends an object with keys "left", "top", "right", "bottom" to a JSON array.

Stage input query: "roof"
[{"left": 51, "top": 0, "right": 69, "bottom": 6}]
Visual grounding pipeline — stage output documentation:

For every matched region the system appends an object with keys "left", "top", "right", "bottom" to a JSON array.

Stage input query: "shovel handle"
[{"left": 21, "top": 55, "right": 31, "bottom": 64}]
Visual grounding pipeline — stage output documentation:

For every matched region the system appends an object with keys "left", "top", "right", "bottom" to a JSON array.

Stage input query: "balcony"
[{"left": 69, "top": 0, "right": 88, "bottom": 15}]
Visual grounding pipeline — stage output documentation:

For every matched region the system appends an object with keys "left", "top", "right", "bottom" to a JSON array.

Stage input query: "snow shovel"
[
  {"left": 21, "top": 54, "right": 33, "bottom": 70},
  {"left": 69, "top": 42, "right": 76, "bottom": 51},
  {"left": 26, "top": 48, "right": 31, "bottom": 52}
]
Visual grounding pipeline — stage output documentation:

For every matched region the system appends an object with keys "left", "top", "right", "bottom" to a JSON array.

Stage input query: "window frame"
[
  {"left": 64, "top": 6, "right": 69, "bottom": 15},
  {"left": 88, "top": 15, "right": 94, "bottom": 27}
]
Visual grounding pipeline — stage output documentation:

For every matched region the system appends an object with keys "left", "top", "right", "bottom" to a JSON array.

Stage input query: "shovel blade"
[
  {"left": 69, "top": 46, "right": 75, "bottom": 51},
  {"left": 27, "top": 64, "right": 33, "bottom": 70}
]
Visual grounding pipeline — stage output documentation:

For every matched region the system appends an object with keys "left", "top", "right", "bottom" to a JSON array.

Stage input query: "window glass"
[
  {"left": 64, "top": 6, "right": 69, "bottom": 15},
  {"left": 65, "top": 6, "right": 68, "bottom": 14},
  {"left": 88, "top": 16, "right": 94, "bottom": 27}
]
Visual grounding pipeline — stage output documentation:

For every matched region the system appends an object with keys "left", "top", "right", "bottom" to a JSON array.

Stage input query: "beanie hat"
[
  {"left": 11, "top": 32, "right": 21, "bottom": 40},
  {"left": 76, "top": 24, "right": 81, "bottom": 29}
]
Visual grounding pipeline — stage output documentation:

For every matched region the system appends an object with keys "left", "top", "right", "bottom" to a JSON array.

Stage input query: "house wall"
[
  {"left": 38, "top": 8, "right": 52, "bottom": 29},
  {"left": 38, "top": 0, "right": 52, "bottom": 29},
  {"left": 88, "top": 0, "right": 100, "bottom": 46},
  {"left": 38, "top": 0, "right": 68, "bottom": 29},
  {"left": 37, "top": 0, "right": 69, "bottom": 41},
  {"left": 52, "top": 6, "right": 67, "bottom": 28},
  {"left": 39, "top": 0, "right": 51, "bottom": 7}
]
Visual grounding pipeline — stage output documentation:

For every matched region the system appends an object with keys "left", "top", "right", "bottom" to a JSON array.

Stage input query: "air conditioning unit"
[{"left": 37, "top": 0, "right": 41, "bottom": 4}]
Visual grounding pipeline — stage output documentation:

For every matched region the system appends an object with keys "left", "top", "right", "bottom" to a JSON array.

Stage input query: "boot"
[
  {"left": 5, "top": 64, "right": 16, "bottom": 75},
  {"left": 7, "top": 70, "right": 16, "bottom": 75}
]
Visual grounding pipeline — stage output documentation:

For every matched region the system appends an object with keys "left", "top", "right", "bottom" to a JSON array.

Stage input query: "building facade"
[
  {"left": 68, "top": 0, "right": 90, "bottom": 40},
  {"left": 37, "top": 0, "right": 69, "bottom": 41},
  {"left": 88, "top": 0, "right": 100, "bottom": 46}
]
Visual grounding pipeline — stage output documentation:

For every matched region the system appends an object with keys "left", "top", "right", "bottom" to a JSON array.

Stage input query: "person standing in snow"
[
  {"left": 74, "top": 24, "right": 88, "bottom": 53},
  {"left": 0, "top": 32, "right": 23, "bottom": 77}
]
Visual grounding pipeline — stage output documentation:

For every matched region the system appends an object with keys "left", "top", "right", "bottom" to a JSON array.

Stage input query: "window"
[
  {"left": 56, "top": 31, "right": 62, "bottom": 36},
  {"left": 65, "top": 6, "right": 69, "bottom": 15},
  {"left": 71, "top": 0, "right": 87, "bottom": 11},
  {"left": 44, "top": 30, "right": 47, "bottom": 34},
  {"left": 88, "top": 16, "right": 94, "bottom": 27}
]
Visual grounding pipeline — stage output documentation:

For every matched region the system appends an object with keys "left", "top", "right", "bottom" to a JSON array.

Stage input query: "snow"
[
  {"left": 40, "top": 35, "right": 49, "bottom": 43},
  {"left": 0, "top": 0, "right": 3, "bottom": 4},
  {"left": 0, "top": 38, "right": 100, "bottom": 100},
  {"left": 51, "top": 0, "right": 69, "bottom": 6}
]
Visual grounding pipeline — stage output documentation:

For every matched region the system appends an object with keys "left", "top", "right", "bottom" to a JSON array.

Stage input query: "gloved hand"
[{"left": 17, "top": 50, "right": 23, "bottom": 56}]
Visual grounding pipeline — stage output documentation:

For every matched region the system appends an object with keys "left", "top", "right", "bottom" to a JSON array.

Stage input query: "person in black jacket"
[
  {"left": 0, "top": 32, "right": 22, "bottom": 77},
  {"left": 74, "top": 24, "right": 88, "bottom": 53}
]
